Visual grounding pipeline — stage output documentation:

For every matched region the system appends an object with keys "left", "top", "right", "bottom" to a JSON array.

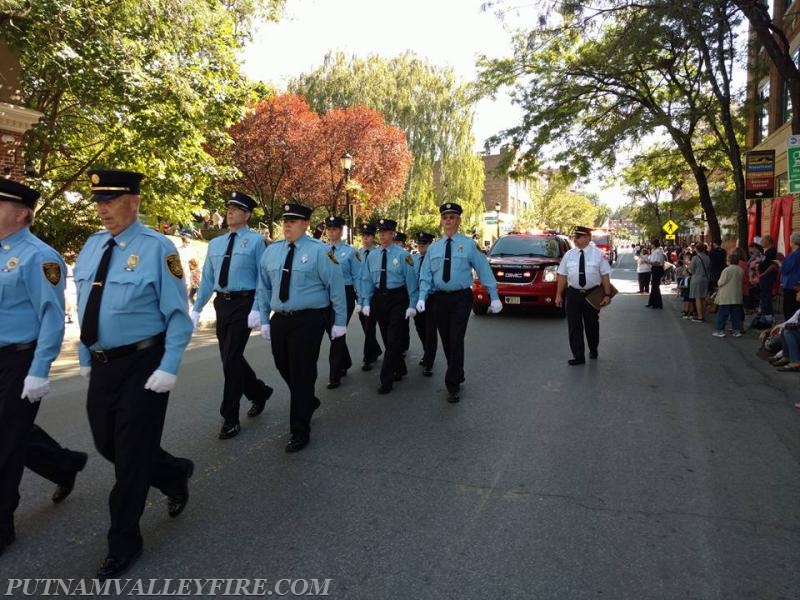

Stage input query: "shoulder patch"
[
  {"left": 405, "top": 255, "right": 414, "bottom": 266},
  {"left": 42, "top": 262, "right": 61, "bottom": 285},
  {"left": 166, "top": 254, "right": 184, "bottom": 278},
  {"left": 327, "top": 249, "right": 339, "bottom": 264}
]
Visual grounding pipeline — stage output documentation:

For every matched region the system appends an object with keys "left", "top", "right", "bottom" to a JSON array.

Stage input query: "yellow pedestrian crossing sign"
[{"left": 662, "top": 220, "right": 679, "bottom": 235}]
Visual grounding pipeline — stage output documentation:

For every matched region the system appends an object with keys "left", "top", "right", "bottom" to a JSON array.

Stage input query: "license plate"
[{"left": 504, "top": 296, "right": 520, "bottom": 304}]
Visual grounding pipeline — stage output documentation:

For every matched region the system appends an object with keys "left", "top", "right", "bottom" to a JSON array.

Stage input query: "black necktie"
[
  {"left": 579, "top": 250, "right": 586, "bottom": 287},
  {"left": 279, "top": 242, "right": 295, "bottom": 302},
  {"left": 420, "top": 253, "right": 425, "bottom": 268},
  {"left": 218, "top": 232, "right": 237, "bottom": 289},
  {"left": 80, "top": 238, "right": 116, "bottom": 347},
  {"left": 443, "top": 238, "right": 452, "bottom": 282},
  {"left": 379, "top": 249, "right": 387, "bottom": 291}
]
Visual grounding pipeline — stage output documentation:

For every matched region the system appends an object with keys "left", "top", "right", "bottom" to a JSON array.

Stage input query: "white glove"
[
  {"left": 330, "top": 325, "right": 347, "bottom": 339},
  {"left": 80, "top": 366, "right": 91, "bottom": 379},
  {"left": 488, "top": 299, "right": 503, "bottom": 314},
  {"left": 354, "top": 303, "right": 362, "bottom": 314},
  {"left": 21, "top": 375, "right": 49, "bottom": 402},
  {"left": 416, "top": 300, "right": 426, "bottom": 313},
  {"left": 361, "top": 306, "right": 371, "bottom": 317},
  {"left": 405, "top": 308, "right": 417, "bottom": 319},
  {"left": 261, "top": 324, "right": 271, "bottom": 341},
  {"left": 189, "top": 310, "right": 201, "bottom": 331},
  {"left": 247, "top": 310, "right": 261, "bottom": 328},
  {"left": 144, "top": 369, "right": 177, "bottom": 393}
]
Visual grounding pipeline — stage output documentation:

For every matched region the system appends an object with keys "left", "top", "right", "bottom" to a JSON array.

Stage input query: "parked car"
[{"left": 472, "top": 232, "right": 572, "bottom": 316}]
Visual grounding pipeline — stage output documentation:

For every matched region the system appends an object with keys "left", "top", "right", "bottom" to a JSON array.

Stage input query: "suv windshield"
[
  {"left": 592, "top": 234, "right": 609, "bottom": 245},
  {"left": 491, "top": 236, "right": 563, "bottom": 258}
]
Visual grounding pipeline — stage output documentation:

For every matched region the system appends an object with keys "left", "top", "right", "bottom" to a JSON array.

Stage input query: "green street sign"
[
  {"left": 790, "top": 179, "right": 800, "bottom": 193},
  {"left": 789, "top": 136, "right": 800, "bottom": 187}
]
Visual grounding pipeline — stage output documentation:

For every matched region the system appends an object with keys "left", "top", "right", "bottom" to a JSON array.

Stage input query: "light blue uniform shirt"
[
  {"left": 257, "top": 234, "right": 347, "bottom": 326},
  {"left": 330, "top": 242, "right": 361, "bottom": 287},
  {"left": 419, "top": 232, "right": 499, "bottom": 302},
  {"left": 0, "top": 227, "right": 66, "bottom": 377},
  {"left": 412, "top": 251, "right": 428, "bottom": 281},
  {"left": 192, "top": 226, "right": 265, "bottom": 312},
  {"left": 74, "top": 220, "right": 193, "bottom": 373},
  {"left": 357, "top": 246, "right": 378, "bottom": 303},
  {"left": 360, "top": 243, "right": 418, "bottom": 309}
]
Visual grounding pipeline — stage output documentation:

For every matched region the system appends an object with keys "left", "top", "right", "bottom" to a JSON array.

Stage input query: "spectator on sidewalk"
[
  {"left": 689, "top": 243, "right": 711, "bottom": 322},
  {"left": 708, "top": 238, "right": 726, "bottom": 293},
  {"left": 635, "top": 248, "right": 651, "bottom": 293},
  {"left": 758, "top": 235, "right": 778, "bottom": 323},
  {"left": 712, "top": 252, "right": 744, "bottom": 338},
  {"left": 747, "top": 243, "right": 763, "bottom": 312},
  {"left": 780, "top": 232, "right": 800, "bottom": 320},
  {"left": 646, "top": 239, "right": 665, "bottom": 309}
]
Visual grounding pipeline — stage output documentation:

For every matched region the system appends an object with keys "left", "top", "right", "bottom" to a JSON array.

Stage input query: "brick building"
[
  {"left": 747, "top": 1, "right": 800, "bottom": 253},
  {"left": 0, "top": 41, "right": 42, "bottom": 180}
]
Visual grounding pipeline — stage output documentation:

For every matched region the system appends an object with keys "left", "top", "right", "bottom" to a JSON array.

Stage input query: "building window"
[
  {"left": 777, "top": 173, "right": 788, "bottom": 196},
  {"left": 757, "top": 82, "right": 770, "bottom": 143}
]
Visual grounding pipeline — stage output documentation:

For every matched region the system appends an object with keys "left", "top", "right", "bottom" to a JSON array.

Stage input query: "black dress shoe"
[
  {"left": 377, "top": 384, "right": 392, "bottom": 395},
  {"left": 167, "top": 460, "right": 193, "bottom": 518},
  {"left": 340, "top": 368, "right": 349, "bottom": 377},
  {"left": 589, "top": 351, "right": 598, "bottom": 359},
  {"left": 447, "top": 390, "right": 460, "bottom": 403},
  {"left": 218, "top": 422, "right": 241, "bottom": 439},
  {"left": 96, "top": 548, "right": 142, "bottom": 579},
  {"left": 361, "top": 362, "right": 373, "bottom": 372},
  {"left": 326, "top": 380, "right": 341, "bottom": 389},
  {"left": 247, "top": 384, "right": 273, "bottom": 417},
  {"left": 423, "top": 368, "right": 433, "bottom": 377},
  {"left": 568, "top": 358, "right": 586, "bottom": 365},
  {"left": 52, "top": 451, "right": 88, "bottom": 504},
  {"left": 0, "top": 534, "right": 14, "bottom": 557},
  {"left": 285, "top": 435, "right": 309, "bottom": 453},
  {"left": 393, "top": 373, "right": 404, "bottom": 381},
  {"left": 418, "top": 359, "right": 425, "bottom": 366},
  {"left": 313, "top": 396, "right": 321, "bottom": 411}
]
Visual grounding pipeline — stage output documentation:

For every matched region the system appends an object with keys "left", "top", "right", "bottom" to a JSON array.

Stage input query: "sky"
[{"left": 240, "top": 0, "right": 624, "bottom": 206}]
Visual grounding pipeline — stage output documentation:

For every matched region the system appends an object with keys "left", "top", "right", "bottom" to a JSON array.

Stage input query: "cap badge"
[
  {"left": 380, "top": 219, "right": 385, "bottom": 224},
  {"left": 284, "top": 204, "right": 290, "bottom": 211},
  {"left": 125, "top": 255, "right": 139, "bottom": 271},
  {"left": 91, "top": 174, "right": 100, "bottom": 184},
  {"left": 446, "top": 203, "right": 451, "bottom": 208}
]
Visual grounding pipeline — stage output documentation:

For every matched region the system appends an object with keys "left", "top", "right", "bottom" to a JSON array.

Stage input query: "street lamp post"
[
  {"left": 495, "top": 201, "right": 501, "bottom": 240},
  {"left": 340, "top": 152, "right": 353, "bottom": 244}
]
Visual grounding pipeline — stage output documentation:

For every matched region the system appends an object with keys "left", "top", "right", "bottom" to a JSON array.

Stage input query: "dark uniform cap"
[
  {"left": 439, "top": 202, "right": 463, "bottom": 215},
  {"left": 282, "top": 203, "right": 312, "bottom": 220},
  {"left": 572, "top": 225, "right": 593, "bottom": 237},
  {"left": 0, "top": 178, "right": 40, "bottom": 210},
  {"left": 395, "top": 232, "right": 407, "bottom": 243},
  {"left": 325, "top": 216, "right": 346, "bottom": 228},
  {"left": 415, "top": 232, "right": 435, "bottom": 245},
  {"left": 227, "top": 191, "right": 256, "bottom": 212},
  {"left": 89, "top": 169, "right": 144, "bottom": 201},
  {"left": 376, "top": 218, "right": 397, "bottom": 232},
  {"left": 360, "top": 223, "right": 377, "bottom": 235}
]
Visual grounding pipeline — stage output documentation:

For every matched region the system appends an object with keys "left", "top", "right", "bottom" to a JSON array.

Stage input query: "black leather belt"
[
  {"left": 0, "top": 341, "right": 36, "bottom": 355},
  {"left": 376, "top": 286, "right": 407, "bottom": 296},
  {"left": 431, "top": 288, "right": 471, "bottom": 296},
  {"left": 569, "top": 286, "right": 599, "bottom": 295},
  {"left": 216, "top": 289, "right": 255, "bottom": 300},
  {"left": 91, "top": 334, "right": 164, "bottom": 364},
  {"left": 273, "top": 308, "right": 324, "bottom": 318}
]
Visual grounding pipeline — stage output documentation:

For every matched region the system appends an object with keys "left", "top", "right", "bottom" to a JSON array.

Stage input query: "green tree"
[
  {"left": 518, "top": 170, "right": 598, "bottom": 232},
  {"left": 1, "top": 0, "right": 284, "bottom": 255},
  {"left": 289, "top": 51, "right": 485, "bottom": 230}
]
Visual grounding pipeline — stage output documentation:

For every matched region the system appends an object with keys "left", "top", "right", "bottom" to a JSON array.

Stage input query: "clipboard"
[{"left": 586, "top": 284, "right": 619, "bottom": 310}]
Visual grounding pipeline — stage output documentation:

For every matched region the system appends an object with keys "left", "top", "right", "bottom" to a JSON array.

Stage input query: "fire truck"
[{"left": 591, "top": 229, "right": 615, "bottom": 264}]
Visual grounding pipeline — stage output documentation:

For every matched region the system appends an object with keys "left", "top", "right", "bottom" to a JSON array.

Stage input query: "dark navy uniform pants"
[
  {"left": 213, "top": 293, "right": 265, "bottom": 425},
  {"left": 358, "top": 308, "right": 382, "bottom": 365},
  {"left": 0, "top": 347, "right": 39, "bottom": 544},
  {"left": 429, "top": 289, "right": 471, "bottom": 394},
  {"left": 328, "top": 285, "right": 356, "bottom": 381},
  {"left": 413, "top": 310, "right": 438, "bottom": 369},
  {"left": 372, "top": 287, "right": 409, "bottom": 388},
  {"left": 565, "top": 287, "right": 600, "bottom": 360},
  {"left": 270, "top": 309, "right": 326, "bottom": 438},
  {"left": 25, "top": 425, "right": 85, "bottom": 487},
  {"left": 87, "top": 343, "right": 191, "bottom": 558}
]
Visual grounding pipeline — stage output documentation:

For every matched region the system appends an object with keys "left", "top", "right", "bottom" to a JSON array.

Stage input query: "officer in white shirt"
[{"left": 555, "top": 226, "right": 612, "bottom": 365}]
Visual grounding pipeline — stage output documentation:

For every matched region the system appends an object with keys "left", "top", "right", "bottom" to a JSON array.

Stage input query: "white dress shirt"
[
  {"left": 557, "top": 244, "right": 611, "bottom": 289},
  {"left": 649, "top": 247, "right": 665, "bottom": 266}
]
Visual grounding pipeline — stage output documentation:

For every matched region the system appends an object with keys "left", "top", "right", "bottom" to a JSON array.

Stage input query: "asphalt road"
[{"left": 2, "top": 250, "right": 799, "bottom": 599}]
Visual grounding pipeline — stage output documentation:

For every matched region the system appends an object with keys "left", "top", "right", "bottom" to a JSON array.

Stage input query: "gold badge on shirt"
[
  {"left": 126, "top": 254, "right": 139, "bottom": 271},
  {"left": 42, "top": 262, "right": 61, "bottom": 285},
  {"left": 166, "top": 254, "right": 183, "bottom": 279},
  {"left": 6, "top": 256, "right": 19, "bottom": 270}
]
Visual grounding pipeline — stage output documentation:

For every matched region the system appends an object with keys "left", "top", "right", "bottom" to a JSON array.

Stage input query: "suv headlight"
[{"left": 542, "top": 265, "right": 558, "bottom": 282}]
